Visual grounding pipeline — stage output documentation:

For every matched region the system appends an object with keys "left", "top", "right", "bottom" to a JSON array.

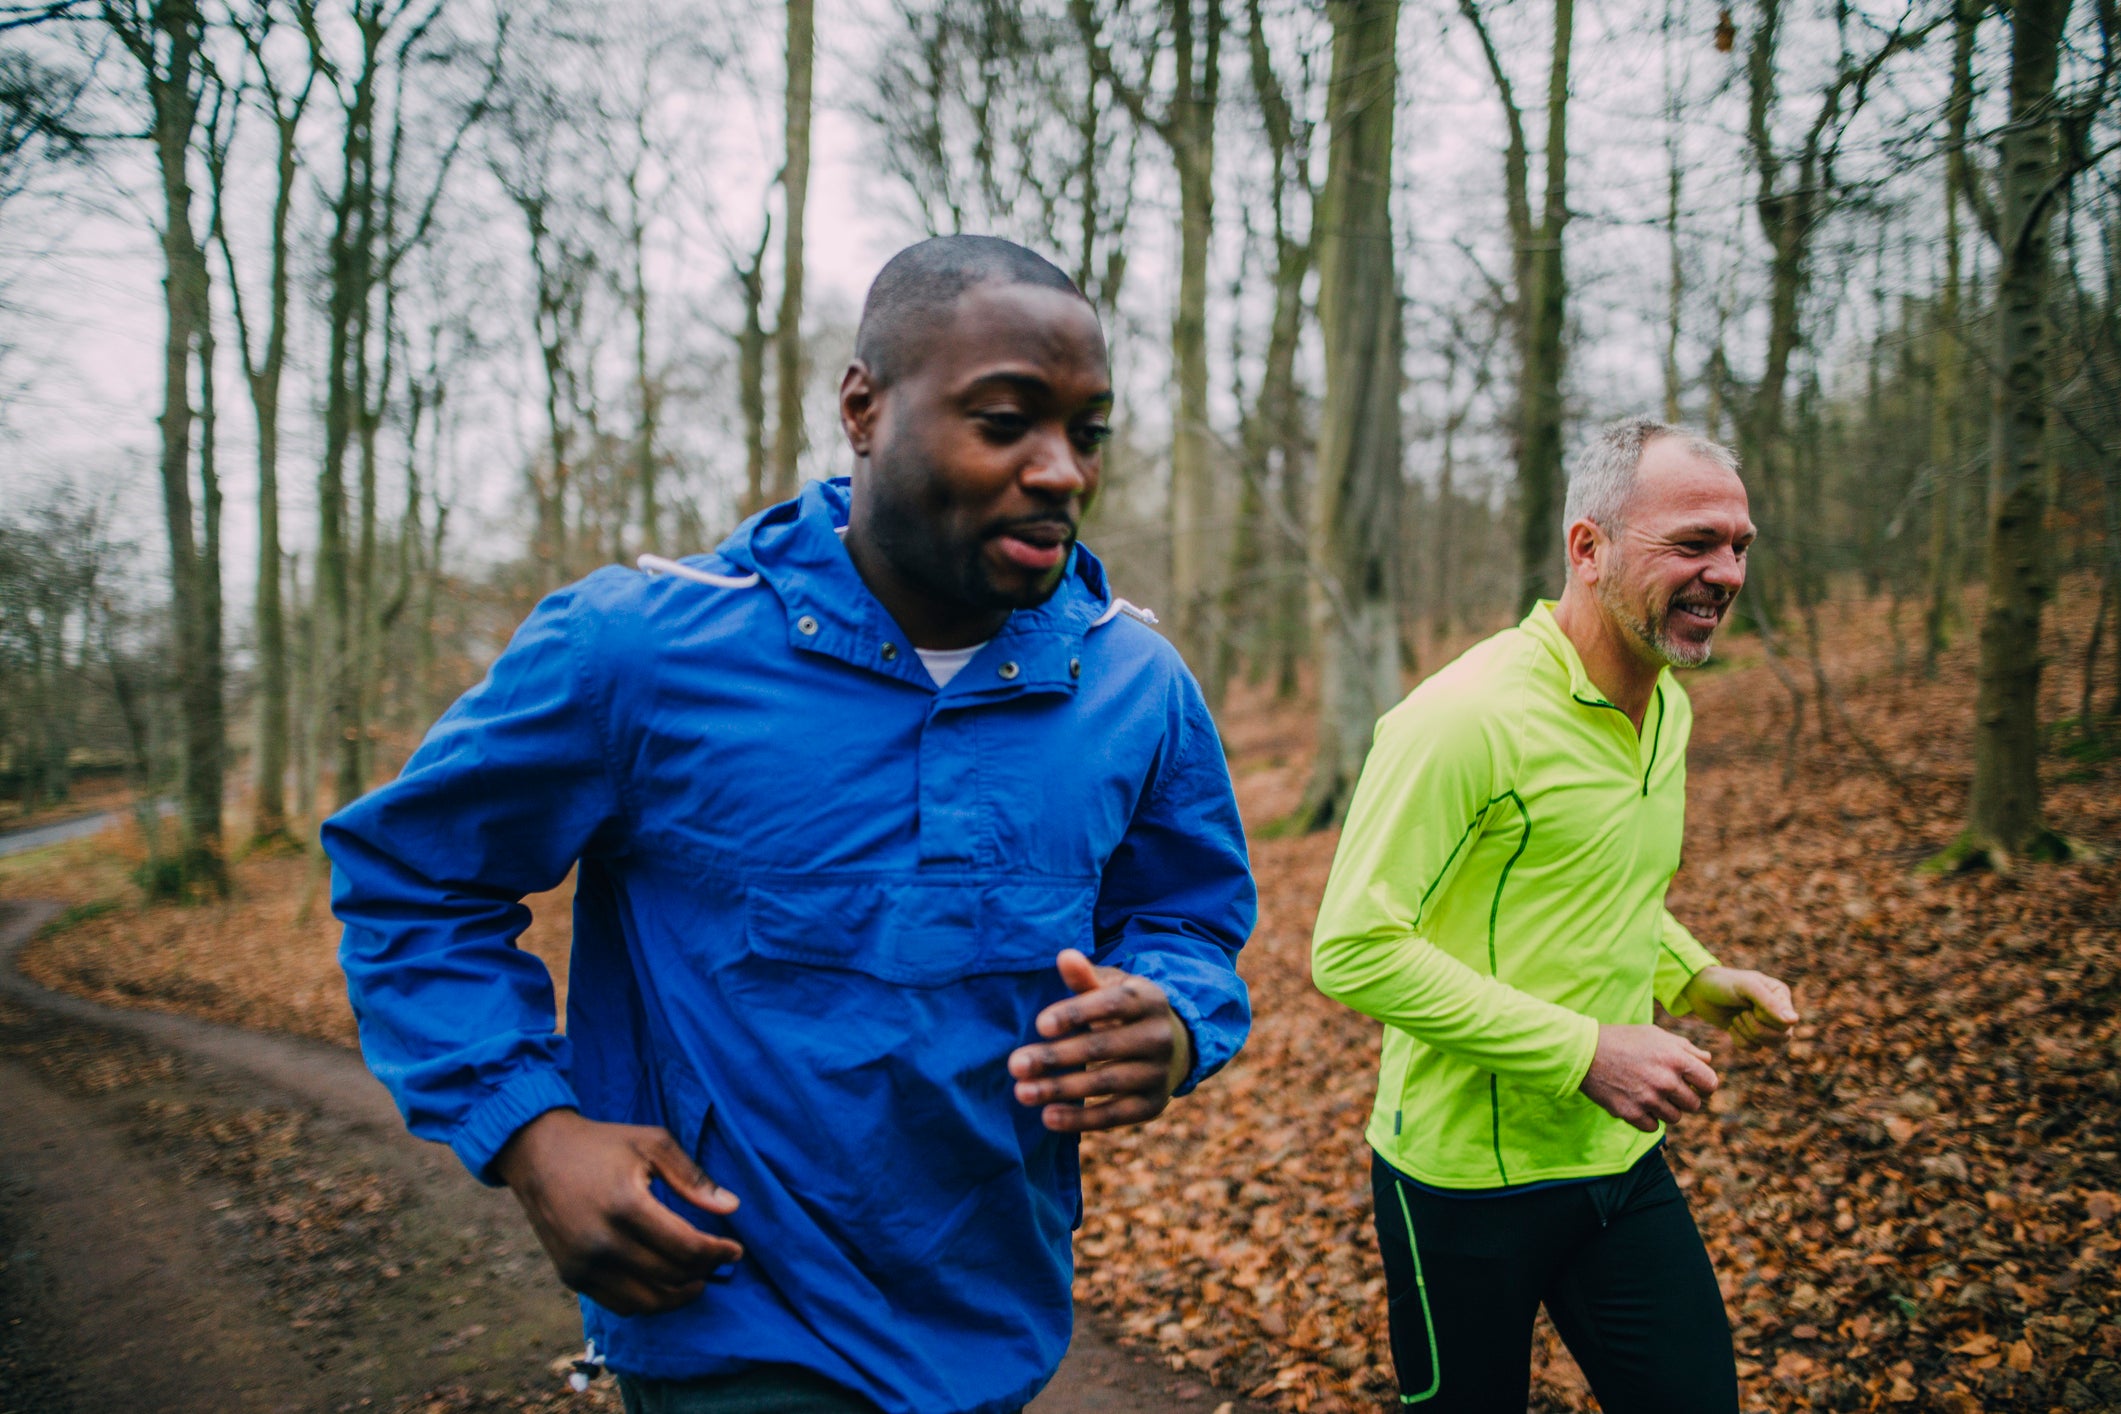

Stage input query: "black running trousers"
[{"left": 1370, "top": 1147, "right": 1740, "bottom": 1413}]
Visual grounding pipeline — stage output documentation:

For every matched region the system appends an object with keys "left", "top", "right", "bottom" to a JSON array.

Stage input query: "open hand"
[
  {"left": 492, "top": 1108, "right": 742, "bottom": 1316},
  {"left": 1008, "top": 948, "right": 1192, "bottom": 1133},
  {"left": 1679, "top": 964, "right": 1799, "bottom": 1048},
  {"left": 1580, "top": 1024, "right": 1720, "bottom": 1133}
]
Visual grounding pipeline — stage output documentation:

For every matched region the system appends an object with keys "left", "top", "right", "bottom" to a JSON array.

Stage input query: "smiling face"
[
  {"left": 1585, "top": 435, "right": 1755, "bottom": 669},
  {"left": 841, "top": 280, "right": 1112, "bottom": 647}
]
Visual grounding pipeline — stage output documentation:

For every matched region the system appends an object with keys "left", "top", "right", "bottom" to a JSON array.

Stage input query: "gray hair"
[{"left": 1564, "top": 416, "right": 1740, "bottom": 529}]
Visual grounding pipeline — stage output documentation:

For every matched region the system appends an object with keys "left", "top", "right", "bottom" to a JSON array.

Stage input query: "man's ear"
[
  {"left": 840, "top": 360, "right": 881, "bottom": 456},
  {"left": 1564, "top": 517, "right": 1606, "bottom": 586}
]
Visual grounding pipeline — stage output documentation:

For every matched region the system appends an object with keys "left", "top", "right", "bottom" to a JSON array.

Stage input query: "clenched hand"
[
  {"left": 1679, "top": 964, "right": 1799, "bottom": 1048},
  {"left": 1580, "top": 1024, "right": 1720, "bottom": 1133},
  {"left": 1008, "top": 948, "right": 1192, "bottom": 1133},
  {"left": 493, "top": 1108, "right": 742, "bottom": 1316}
]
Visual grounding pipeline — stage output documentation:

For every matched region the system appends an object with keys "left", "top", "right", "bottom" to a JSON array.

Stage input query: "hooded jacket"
[{"left": 326, "top": 479, "right": 1256, "bottom": 1414}]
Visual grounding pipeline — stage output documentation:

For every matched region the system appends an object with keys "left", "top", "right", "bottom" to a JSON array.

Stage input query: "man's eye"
[{"left": 1076, "top": 422, "right": 1113, "bottom": 447}]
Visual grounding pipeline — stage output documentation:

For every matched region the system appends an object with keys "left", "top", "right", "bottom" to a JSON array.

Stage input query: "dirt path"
[
  {"left": 0, "top": 901, "right": 1268, "bottom": 1414},
  {"left": 0, "top": 801, "right": 172, "bottom": 859}
]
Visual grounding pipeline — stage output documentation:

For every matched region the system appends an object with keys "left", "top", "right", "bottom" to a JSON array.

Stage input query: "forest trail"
[{"left": 0, "top": 900, "right": 1267, "bottom": 1414}]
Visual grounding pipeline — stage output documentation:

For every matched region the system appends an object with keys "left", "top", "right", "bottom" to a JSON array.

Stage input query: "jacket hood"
[
  {"left": 683, "top": 478, "right": 1150, "bottom": 700},
  {"left": 716, "top": 477, "right": 1115, "bottom": 617}
]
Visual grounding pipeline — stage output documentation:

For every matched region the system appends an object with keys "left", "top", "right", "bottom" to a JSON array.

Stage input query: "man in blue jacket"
[{"left": 325, "top": 235, "right": 1256, "bottom": 1414}]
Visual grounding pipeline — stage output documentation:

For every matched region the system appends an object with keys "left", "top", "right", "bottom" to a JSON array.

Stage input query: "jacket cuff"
[
  {"left": 1100, "top": 941, "right": 1249, "bottom": 1096},
  {"left": 453, "top": 1066, "right": 581, "bottom": 1185},
  {"left": 1655, "top": 916, "right": 1722, "bottom": 1017},
  {"left": 1550, "top": 1011, "right": 1603, "bottom": 1100},
  {"left": 1162, "top": 987, "right": 1212, "bottom": 1096}
]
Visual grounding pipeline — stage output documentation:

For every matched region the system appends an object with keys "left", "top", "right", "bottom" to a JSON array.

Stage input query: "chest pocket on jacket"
[{"left": 741, "top": 876, "right": 1092, "bottom": 985}]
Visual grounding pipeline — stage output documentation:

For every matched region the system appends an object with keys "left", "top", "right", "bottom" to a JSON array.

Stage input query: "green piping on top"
[
  {"left": 1483, "top": 792, "right": 1530, "bottom": 976},
  {"left": 1642, "top": 684, "right": 1665, "bottom": 797},
  {"left": 1484, "top": 791, "right": 1530, "bottom": 1186},
  {"left": 1418, "top": 810, "right": 1489, "bottom": 922}
]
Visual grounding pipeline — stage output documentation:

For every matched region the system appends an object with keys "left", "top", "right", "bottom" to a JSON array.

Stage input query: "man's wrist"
[
  {"left": 1167, "top": 1007, "right": 1195, "bottom": 1094},
  {"left": 1670, "top": 964, "right": 1722, "bottom": 1018},
  {"left": 493, "top": 1105, "right": 578, "bottom": 1190}
]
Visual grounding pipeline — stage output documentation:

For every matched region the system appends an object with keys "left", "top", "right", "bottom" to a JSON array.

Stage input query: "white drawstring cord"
[
  {"left": 637, "top": 553, "right": 760, "bottom": 589},
  {"left": 1090, "top": 597, "right": 1158, "bottom": 628},
  {"left": 567, "top": 1339, "right": 606, "bottom": 1392}
]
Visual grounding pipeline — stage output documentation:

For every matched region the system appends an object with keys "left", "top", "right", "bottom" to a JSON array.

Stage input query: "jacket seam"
[
  {"left": 1483, "top": 790, "right": 1530, "bottom": 1187},
  {"left": 563, "top": 590, "right": 637, "bottom": 841},
  {"left": 1415, "top": 813, "right": 1486, "bottom": 922},
  {"left": 1641, "top": 683, "right": 1666, "bottom": 796},
  {"left": 1136, "top": 676, "right": 1206, "bottom": 826},
  {"left": 1483, "top": 792, "right": 1531, "bottom": 976}
]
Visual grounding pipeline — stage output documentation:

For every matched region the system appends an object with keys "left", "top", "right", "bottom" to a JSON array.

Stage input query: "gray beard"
[{"left": 1597, "top": 573, "right": 1715, "bottom": 669}]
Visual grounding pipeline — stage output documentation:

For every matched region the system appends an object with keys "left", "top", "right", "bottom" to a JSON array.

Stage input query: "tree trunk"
[
  {"left": 773, "top": 0, "right": 814, "bottom": 502},
  {"left": 1924, "top": 0, "right": 1976, "bottom": 677},
  {"left": 353, "top": 245, "right": 395, "bottom": 789},
  {"left": 290, "top": 552, "right": 319, "bottom": 830},
  {"left": 317, "top": 15, "right": 382, "bottom": 810},
  {"left": 1432, "top": 349, "right": 1460, "bottom": 640},
  {"left": 1515, "top": 0, "right": 1572, "bottom": 613},
  {"left": 1234, "top": 0, "right": 1310, "bottom": 701},
  {"left": 629, "top": 151, "right": 658, "bottom": 550},
  {"left": 133, "top": 0, "right": 225, "bottom": 885},
  {"left": 737, "top": 222, "right": 771, "bottom": 517},
  {"left": 1962, "top": 0, "right": 2075, "bottom": 866},
  {"left": 1739, "top": 0, "right": 1805, "bottom": 624},
  {"left": 1923, "top": 203, "right": 1964, "bottom": 675},
  {"left": 1461, "top": 0, "right": 1571, "bottom": 615},
  {"left": 215, "top": 11, "right": 312, "bottom": 847},
  {"left": 1298, "top": 0, "right": 1402, "bottom": 831},
  {"left": 1166, "top": 0, "right": 1223, "bottom": 674},
  {"left": 1662, "top": 15, "right": 1684, "bottom": 426},
  {"left": 196, "top": 223, "right": 225, "bottom": 847}
]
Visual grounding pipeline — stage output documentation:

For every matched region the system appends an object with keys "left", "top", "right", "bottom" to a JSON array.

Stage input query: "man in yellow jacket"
[{"left": 1313, "top": 417, "right": 1798, "bottom": 1412}]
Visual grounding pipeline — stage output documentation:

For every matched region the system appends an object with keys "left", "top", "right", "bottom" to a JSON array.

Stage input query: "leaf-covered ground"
[{"left": 8, "top": 587, "right": 2119, "bottom": 1412}]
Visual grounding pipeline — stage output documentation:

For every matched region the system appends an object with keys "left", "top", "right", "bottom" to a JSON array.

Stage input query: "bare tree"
[
  {"left": 771, "top": 0, "right": 811, "bottom": 501},
  {"left": 1228, "top": 0, "right": 1319, "bottom": 701},
  {"left": 1459, "top": 0, "right": 1574, "bottom": 614},
  {"left": 93, "top": 0, "right": 226, "bottom": 887},
  {"left": 487, "top": 66, "right": 602, "bottom": 582},
  {"left": 1942, "top": 0, "right": 2114, "bottom": 867},
  {"left": 1297, "top": 0, "right": 1401, "bottom": 830},
  {"left": 306, "top": 0, "right": 494, "bottom": 807},
  {"left": 1922, "top": 0, "right": 1978, "bottom": 676},
  {"left": 733, "top": 218, "right": 771, "bottom": 516},
  {"left": 859, "top": 0, "right": 1140, "bottom": 316},
  {"left": 209, "top": 0, "right": 316, "bottom": 845},
  {"left": 1073, "top": 0, "right": 1226, "bottom": 671},
  {"left": 1740, "top": 0, "right": 1932, "bottom": 620}
]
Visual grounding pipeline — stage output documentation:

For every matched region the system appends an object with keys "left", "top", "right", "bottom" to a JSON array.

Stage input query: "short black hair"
[{"left": 854, "top": 235, "right": 1087, "bottom": 386}]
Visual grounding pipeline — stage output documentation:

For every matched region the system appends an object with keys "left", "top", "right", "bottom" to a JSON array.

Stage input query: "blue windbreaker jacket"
[{"left": 325, "top": 479, "right": 1256, "bottom": 1414}]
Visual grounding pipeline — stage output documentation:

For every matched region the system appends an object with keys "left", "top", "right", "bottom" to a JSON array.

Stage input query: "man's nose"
[
  {"left": 1021, "top": 428, "right": 1091, "bottom": 499},
  {"left": 1702, "top": 545, "right": 1746, "bottom": 591}
]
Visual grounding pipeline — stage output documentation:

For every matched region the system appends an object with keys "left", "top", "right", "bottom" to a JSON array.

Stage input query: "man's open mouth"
[
  {"left": 1671, "top": 599, "right": 1726, "bottom": 631},
  {"left": 992, "top": 520, "right": 1073, "bottom": 572}
]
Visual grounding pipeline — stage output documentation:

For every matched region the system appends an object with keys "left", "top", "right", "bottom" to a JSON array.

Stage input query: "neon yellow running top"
[{"left": 1312, "top": 602, "right": 1720, "bottom": 1189}]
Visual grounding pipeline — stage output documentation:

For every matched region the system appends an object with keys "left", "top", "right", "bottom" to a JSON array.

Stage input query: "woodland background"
[{"left": 1, "top": 0, "right": 2119, "bottom": 1411}]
